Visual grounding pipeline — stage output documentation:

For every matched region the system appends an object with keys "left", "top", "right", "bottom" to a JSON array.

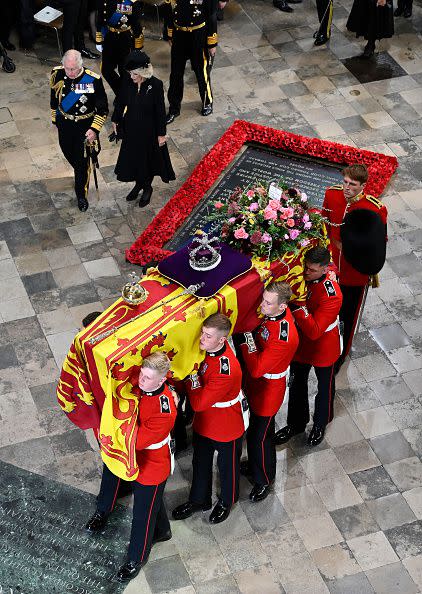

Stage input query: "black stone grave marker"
[
  {"left": 0, "top": 460, "right": 131, "bottom": 594},
  {"left": 341, "top": 52, "right": 407, "bottom": 84},
  {"left": 166, "top": 143, "right": 344, "bottom": 250}
]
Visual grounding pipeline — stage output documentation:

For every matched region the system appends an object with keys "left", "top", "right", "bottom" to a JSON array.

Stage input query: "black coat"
[
  {"left": 347, "top": 0, "right": 394, "bottom": 40},
  {"left": 112, "top": 76, "right": 175, "bottom": 184}
]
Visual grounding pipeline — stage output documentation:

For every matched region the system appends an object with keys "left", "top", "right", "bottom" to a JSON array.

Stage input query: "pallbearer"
[
  {"left": 275, "top": 247, "right": 342, "bottom": 447},
  {"left": 172, "top": 313, "right": 246, "bottom": 524},
  {"left": 239, "top": 282, "right": 299, "bottom": 502},
  {"left": 85, "top": 352, "right": 177, "bottom": 583}
]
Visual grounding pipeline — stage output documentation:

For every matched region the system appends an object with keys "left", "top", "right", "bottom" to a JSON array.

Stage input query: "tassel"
[
  {"left": 193, "top": 299, "right": 207, "bottom": 318},
  {"left": 370, "top": 274, "right": 380, "bottom": 288}
]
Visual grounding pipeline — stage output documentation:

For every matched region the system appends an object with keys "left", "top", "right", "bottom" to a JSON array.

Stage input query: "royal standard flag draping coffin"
[{"left": 57, "top": 252, "right": 309, "bottom": 481}]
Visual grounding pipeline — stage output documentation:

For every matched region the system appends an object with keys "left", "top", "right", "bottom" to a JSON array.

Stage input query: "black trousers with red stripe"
[
  {"left": 168, "top": 28, "right": 213, "bottom": 114},
  {"left": 189, "top": 432, "right": 243, "bottom": 509},
  {"left": 287, "top": 361, "right": 336, "bottom": 429},
  {"left": 246, "top": 412, "right": 276, "bottom": 487},
  {"left": 338, "top": 284, "right": 366, "bottom": 362},
  {"left": 96, "top": 464, "right": 170, "bottom": 564}
]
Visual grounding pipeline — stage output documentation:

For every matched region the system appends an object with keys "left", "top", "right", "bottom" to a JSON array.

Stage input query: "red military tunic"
[
  {"left": 240, "top": 308, "right": 299, "bottom": 417},
  {"left": 293, "top": 274, "right": 343, "bottom": 367},
  {"left": 186, "top": 343, "right": 244, "bottom": 442},
  {"left": 322, "top": 185, "right": 388, "bottom": 286},
  {"left": 135, "top": 383, "right": 177, "bottom": 485}
]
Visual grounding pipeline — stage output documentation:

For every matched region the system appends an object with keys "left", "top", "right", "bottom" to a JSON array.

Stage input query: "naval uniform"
[
  {"left": 50, "top": 65, "right": 108, "bottom": 209},
  {"left": 164, "top": 0, "right": 218, "bottom": 115},
  {"left": 96, "top": 0, "right": 144, "bottom": 96},
  {"left": 287, "top": 274, "right": 343, "bottom": 430},
  {"left": 240, "top": 309, "right": 299, "bottom": 487},
  {"left": 322, "top": 185, "right": 388, "bottom": 362},
  {"left": 96, "top": 383, "right": 176, "bottom": 564},
  {"left": 186, "top": 343, "right": 245, "bottom": 509}
]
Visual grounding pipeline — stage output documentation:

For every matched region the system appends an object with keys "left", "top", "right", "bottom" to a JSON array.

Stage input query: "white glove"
[{"left": 96, "top": 44, "right": 103, "bottom": 53}]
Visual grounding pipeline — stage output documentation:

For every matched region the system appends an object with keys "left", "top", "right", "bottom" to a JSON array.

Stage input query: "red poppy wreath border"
[{"left": 126, "top": 120, "right": 398, "bottom": 266}]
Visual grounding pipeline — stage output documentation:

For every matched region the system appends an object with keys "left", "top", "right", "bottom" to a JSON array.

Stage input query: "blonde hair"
[
  {"left": 265, "top": 282, "right": 292, "bottom": 305},
  {"left": 203, "top": 313, "right": 231, "bottom": 337},
  {"left": 142, "top": 351, "right": 170, "bottom": 376},
  {"left": 130, "top": 64, "right": 154, "bottom": 79}
]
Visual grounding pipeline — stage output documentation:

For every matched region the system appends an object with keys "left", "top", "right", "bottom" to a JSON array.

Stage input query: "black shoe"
[
  {"left": 201, "top": 104, "right": 213, "bottom": 116},
  {"left": 274, "top": 425, "right": 305, "bottom": 445},
  {"left": 166, "top": 111, "right": 180, "bottom": 124},
  {"left": 314, "top": 33, "right": 329, "bottom": 46},
  {"left": 1, "top": 40, "right": 16, "bottom": 51},
  {"left": 114, "top": 560, "right": 145, "bottom": 583},
  {"left": 80, "top": 47, "right": 100, "bottom": 60},
  {"left": 85, "top": 511, "right": 108, "bottom": 533},
  {"left": 403, "top": 7, "right": 412, "bottom": 17},
  {"left": 307, "top": 424, "right": 325, "bottom": 446},
  {"left": 362, "top": 42, "right": 375, "bottom": 58},
  {"left": 240, "top": 460, "right": 251, "bottom": 476},
  {"left": 78, "top": 198, "right": 89, "bottom": 212},
  {"left": 152, "top": 529, "right": 172, "bottom": 546},
  {"left": 126, "top": 184, "right": 142, "bottom": 202},
  {"left": 172, "top": 501, "right": 212, "bottom": 520},
  {"left": 139, "top": 187, "right": 153, "bottom": 207},
  {"left": 249, "top": 484, "right": 271, "bottom": 502},
  {"left": 273, "top": 0, "right": 294, "bottom": 12},
  {"left": 394, "top": 6, "right": 404, "bottom": 15},
  {"left": 209, "top": 501, "right": 230, "bottom": 524}
]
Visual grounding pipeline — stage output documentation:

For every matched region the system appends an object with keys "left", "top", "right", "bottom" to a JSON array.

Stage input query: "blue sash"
[
  {"left": 60, "top": 73, "right": 95, "bottom": 113},
  {"left": 108, "top": 0, "right": 131, "bottom": 25}
]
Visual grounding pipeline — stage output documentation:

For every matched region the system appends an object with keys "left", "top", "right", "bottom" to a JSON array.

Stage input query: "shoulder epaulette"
[
  {"left": 52, "top": 65, "right": 63, "bottom": 71},
  {"left": 365, "top": 195, "right": 383, "bottom": 209},
  {"left": 329, "top": 184, "right": 343, "bottom": 190},
  {"left": 85, "top": 68, "right": 101, "bottom": 79}
]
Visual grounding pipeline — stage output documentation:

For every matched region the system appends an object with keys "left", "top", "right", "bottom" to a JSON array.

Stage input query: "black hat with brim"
[
  {"left": 125, "top": 50, "right": 151, "bottom": 71},
  {"left": 340, "top": 208, "right": 386, "bottom": 275}
]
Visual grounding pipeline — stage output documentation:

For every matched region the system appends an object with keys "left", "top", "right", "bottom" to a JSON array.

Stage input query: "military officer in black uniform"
[
  {"left": 163, "top": 0, "right": 218, "bottom": 123},
  {"left": 50, "top": 50, "right": 108, "bottom": 212},
  {"left": 95, "top": 0, "right": 144, "bottom": 96}
]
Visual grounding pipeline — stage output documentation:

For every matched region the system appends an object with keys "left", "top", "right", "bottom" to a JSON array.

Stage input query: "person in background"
[
  {"left": 394, "top": 0, "right": 412, "bottom": 18},
  {"left": 112, "top": 50, "right": 175, "bottom": 207},
  {"left": 346, "top": 0, "right": 394, "bottom": 58}
]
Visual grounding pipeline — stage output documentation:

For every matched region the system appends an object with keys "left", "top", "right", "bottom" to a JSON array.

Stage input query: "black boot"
[
  {"left": 362, "top": 40, "right": 376, "bottom": 58},
  {"left": 126, "top": 183, "right": 142, "bottom": 202},
  {"left": 78, "top": 197, "right": 89, "bottom": 212},
  {"left": 139, "top": 186, "right": 153, "bottom": 207},
  {"left": 274, "top": 425, "right": 306, "bottom": 445},
  {"left": 85, "top": 511, "right": 108, "bottom": 533},
  {"left": 273, "top": 0, "right": 294, "bottom": 12}
]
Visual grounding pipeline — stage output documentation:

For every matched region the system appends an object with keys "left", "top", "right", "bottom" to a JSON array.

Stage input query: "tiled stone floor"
[{"left": 1, "top": 0, "right": 422, "bottom": 591}]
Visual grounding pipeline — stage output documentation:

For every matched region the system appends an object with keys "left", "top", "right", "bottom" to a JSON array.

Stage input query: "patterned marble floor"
[{"left": 0, "top": 0, "right": 422, "bottom": 592}]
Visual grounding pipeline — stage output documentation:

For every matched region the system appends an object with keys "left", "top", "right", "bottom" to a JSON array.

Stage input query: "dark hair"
[
  {"left": 342, "top": 164, "right": 368, "bottom": 184},
  {"left": 82, "top": 311, "right": 102, "bottom": 328},
  {"left": 304, "top": 246, "right": 331, "bottom": 267},
  {"left": 203, "top": 313, "right": 231, "bottom": 336}
]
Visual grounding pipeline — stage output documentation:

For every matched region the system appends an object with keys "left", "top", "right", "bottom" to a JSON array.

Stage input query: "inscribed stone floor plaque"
[
  {"left": 341, "top": 52, "right": 407, "bottom": 84},
  {"left": 0, "top": 460, "right": 130, "bottom": 594},
  {"left": 166, "top": 144, "right": 343, "bottom": 250}
]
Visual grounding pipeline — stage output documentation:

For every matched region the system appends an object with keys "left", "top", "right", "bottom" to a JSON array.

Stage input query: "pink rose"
[
  {"left": 285, "top": 207, "right": 294, "bottom": 218},
  {"left": 300, "top": 239, "right": 310, "bottom": 247},
  {"left": 289, "top": 229, "right": 300, "bottom": 240},
  {"left": 262, "top": 232, "right": 271, "bottom": 243},
  {"left": 304, "top": 221, "right": 312, "bottom": 230},
  {"left": 249, "top": 202, "right": 259, "bottom": 212},
  {"left": 228, "top": 217, "right": 236, "bottom": 223},
  {"left": 234, "top": 227, "right": 249, "bottom": 239},
  {"left": 301, "top": 192, "right": 308, "bottom": 202},
  {"left": 302, "top": 213, "right": 309, "bottom": 223},
  {"left": 214, "top": 201, "right": 224, "bottom": 209},
  {"left": 269, "top": 199, "right": 281, "bottom": 210},
  {"left": 246, "top": 190, "right": 255, "bottom": 198},
  {"left": 263, "top": 206, "right": 277, "bottom": 221},
  {"left": 286, "top": 218, "right": 295, "bottom": 227}
]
